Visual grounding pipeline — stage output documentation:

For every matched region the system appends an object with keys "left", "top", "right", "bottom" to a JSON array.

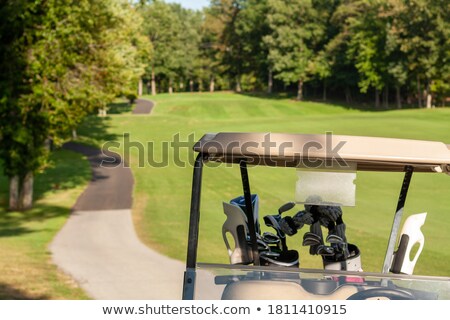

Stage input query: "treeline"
[
  {"left": 0, "top": 0, "right": 448, "bottom": 210},
  {"left": 0, "top": 0, "right": 151, "bottom": 210},
  {"left": 140, "top": 0, "right": 449, "bottom": 108}
]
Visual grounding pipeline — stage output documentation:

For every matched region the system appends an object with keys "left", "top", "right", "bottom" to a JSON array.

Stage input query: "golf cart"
[{"left": 182, "top": 132, "right": 450, "bottom": 300}]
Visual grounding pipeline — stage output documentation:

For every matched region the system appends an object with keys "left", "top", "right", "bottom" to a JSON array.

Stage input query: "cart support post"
[
  {"left": 240, "top": 160, "right": 260, "bottom": 266},
  {"left": 183, "top": 153, "right": 204, "bottom": 299},
  {"left": 382, "top": 165, "right": 414, "bottom": 274}
]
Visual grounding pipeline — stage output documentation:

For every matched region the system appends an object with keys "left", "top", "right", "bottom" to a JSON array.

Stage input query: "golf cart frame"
[{"left": 182, "top": 133, "right": 450, "bottom": 300}]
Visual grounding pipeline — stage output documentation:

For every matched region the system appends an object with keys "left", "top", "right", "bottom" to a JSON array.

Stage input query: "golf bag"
[{"left": 222, "top": 195, "right": 299, "bottom": 267}]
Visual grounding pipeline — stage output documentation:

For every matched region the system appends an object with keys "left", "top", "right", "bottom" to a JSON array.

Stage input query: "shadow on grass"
[
  {"left": 108, "top": 101, "right": 133, "bottom": 114},
  {"left": 239, "top": 91, "right": 295, "bottom": 101},
  {"left": 0, "top": 149, "right": 90, "bottom": 237},
  {"left": 239, "top": 91, "right": 426, "bottom": 112},
  {"left": 0, "top": 204, "right": 70, "bottom": 238},
  {"left": 33, "top": 150, "right": 91, "bottom": 201},
  {"left": 77, "top": 115, "right": 118, "bottom": 144},
  {"left": 0, "top": 283, "right": 49, "bottom": 300},
  {"left": 0, "top": 108, "right": 116, "bottom": 221}
]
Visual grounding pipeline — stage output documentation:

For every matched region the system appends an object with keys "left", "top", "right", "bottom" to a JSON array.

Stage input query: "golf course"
[
  {"left": 1, "top": 92, "right": 450, "bottom": 298},
  {"left": 77, "top": 92, "right": 450, "bottom": 276}
]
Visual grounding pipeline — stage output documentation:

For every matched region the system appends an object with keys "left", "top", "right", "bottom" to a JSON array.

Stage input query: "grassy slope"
[
  {"left": 80, "top": 92, "right": 450, "bottom": 276},
  {"left": 0, "top": 150, "right": 91, "bottom": 299}
]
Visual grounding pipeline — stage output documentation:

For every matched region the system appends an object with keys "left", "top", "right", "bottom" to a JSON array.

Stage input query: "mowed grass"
[
  {"left": 79, "top": 92, "right": 450, "bottom": 276},
  {"left": 0, "top": 150, "right": 91, "bottom": 299}
]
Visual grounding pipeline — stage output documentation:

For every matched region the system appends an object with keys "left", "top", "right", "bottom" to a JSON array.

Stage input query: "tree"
[
  {"left": 172, "top": 5, "right": 202, "bottom": 92},
  {"left": 234, "top": 0, "right": 273, "bottom": 92},
  {"left": 140, "top": 1, "right": 202, "bottom": 94},
  {"left": 212, "top": 0, "right": 248, "bottom": 92},
  {"left": 308, "top": 0, "right": 340, "bottom": 100},
  {"left": 0, "top": 0, "right": 146, "bottom": 210},
  {"left": 389, "top": 0, "right": 449, "bottom": 108},
  {"left": 140, "top": 1, "right": 174, "bottom": 94},
  {"left": 347, "top": 1, "right": 388, "bottom": 108},
  {"left": 264, "top": 0, "right": 323, "bottom": 100},
  {"left": 199, "top": 6, "right": 225, "bottom": 92}
]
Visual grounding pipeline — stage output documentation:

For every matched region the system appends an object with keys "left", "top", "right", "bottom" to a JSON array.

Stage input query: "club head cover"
[
  {"left": 317, "top": 205, "right": 343, "bottom": 222},
  {"left": 279, "top": 216, "right": 298, "bottom": 236},
  {"left": 309, "top": 221, "right": 324, "bottom": 255},
  {"left": 319, "top": 215, "right": 335, "bottom": 231},
  {"left": 293, "top": 210, "right": 314, "bottom": 227},
  {"left": 334, "top": 222, "right": 347, "bottom": 242},
  {"left": 263, "top": 215, "right": 285, "bottom": 239}
]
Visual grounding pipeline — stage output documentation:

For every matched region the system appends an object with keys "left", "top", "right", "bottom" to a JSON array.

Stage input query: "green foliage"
[
  {"left": 126, "top": 93, "right": 138, "bottom": 104},
  {"left": 0, "top": 0, "right": 148, "bottom": 204},
  {"left": 134, "top": 0, "right": 448, "bottom": 104},
  {"left": 264, "top": 0, "right": 322, "bottom": 85},
  {"left": 140, "top": 1, "right": 201, "bottom": 90},
  {"left": 1, "top": 0, "right": 448, "bottom": 199}
]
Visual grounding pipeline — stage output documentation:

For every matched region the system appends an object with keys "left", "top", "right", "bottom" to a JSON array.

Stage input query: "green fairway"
[
  {"left": 79, "top": 92, "right": 450, "bottom": 276},
  {"left": 0, "top": 150, "right": 91, "bottom": 299}
]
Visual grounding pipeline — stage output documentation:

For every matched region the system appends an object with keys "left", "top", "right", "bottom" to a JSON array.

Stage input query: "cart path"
[
  {"left": 62, "top": 142, "right": 133, "bottom": 211},
  {"left": 132, "top": 98, "right": 154, "bottom": 114},
  {"left": 51, "top": 115, "right": 220, "bottom": 299}
]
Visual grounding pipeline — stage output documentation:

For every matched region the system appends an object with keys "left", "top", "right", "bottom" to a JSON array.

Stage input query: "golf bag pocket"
[
  {"left": 222, "top": 202, "right": 253, "bottom": 264},
  {"left": 391, "top": 213, "right": 427, "bottom": 275}
]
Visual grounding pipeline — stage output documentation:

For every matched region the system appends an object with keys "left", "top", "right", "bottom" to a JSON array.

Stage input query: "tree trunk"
[
  {"left": 151, "top": 68, "right": 156, "bottom": 96},
  {"left": 179, "top": 79, "right": 184, "bottom": 91},
  {"left": 426, "top": 80, "right": 432, "bottom": 109},
  {"left": 20, "top": 172, "right": 33, "bottom": 210},
  {"left": 406, "top": 94, "right": 412, "bottom": 105},
  {"left": 138, "top": 78, "right": 143, "bottom": 96},
  {"left": 9, "top": 175, "right": 19, "bottom": 211},
  {"left": 235, "top": 76, "right": 241, "bottom": 93},
  {"left": 198, "top": 79, "right": 203, "bottom": 92},
  {"left": 189, "top": 79, "right": 194, "bottom": 92},
  {"left": 417, "top": 75, "right": 422, "bottom": 108},
  {"left": 383, "top": 85, "right": 389, "bottom": 109},
  {"left": 72, "top": 128, "right": 78, "bottom": 140},
  {"left": 323, "top": 80, "right": 327, "bottom": 101},
  {"left": 345, "top": 86, "right": 352, "bottom": 103},
  {"left": 268, "top": 68, "right": 273, "bottom": 94},
  {"left": 296, "top": 79, "right": 303, "bottom": 101},
  {"left": 210, "top": 75, "right": 215, "bottom": 92},
  {"left": 168, "top": 78, "right": 173, "bottom": 94},
  {"left": 375, "top": 88, "right": 380, "bottom": 108},
  {"left": 44, "top": 138, "right": 53, "bottom": 151},
  {"left": 396, "top": 86, "right": 402, "bottom": 109}
]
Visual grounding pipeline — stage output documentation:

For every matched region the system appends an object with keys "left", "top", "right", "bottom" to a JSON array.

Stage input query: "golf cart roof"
[{"left": 193, "top": 133, "right": 450, "bottom": 173}]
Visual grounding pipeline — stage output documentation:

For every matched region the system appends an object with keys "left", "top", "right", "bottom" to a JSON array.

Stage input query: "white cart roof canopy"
[{"left": 193, "top": 132, "right": 450, "bottom": 172}]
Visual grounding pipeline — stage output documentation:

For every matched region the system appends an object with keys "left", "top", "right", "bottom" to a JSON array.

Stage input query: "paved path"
[
  {"left": 132, "top": 99, "right": 154, "bottom": 114},
  {"left": 62, "top": 142, "right": 133, "bottom": 211},
  {"left": 50, "top": 209, "right": 191, "bottom": 299},
  {"left": 51, "top": 101, "right": 220, "bottom": 299}
]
